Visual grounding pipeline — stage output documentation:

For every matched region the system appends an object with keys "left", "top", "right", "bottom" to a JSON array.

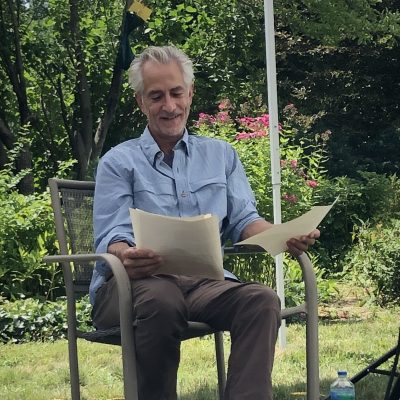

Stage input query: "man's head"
[{"left": 128, "top": 46, "right": 194, "bottom": 151}]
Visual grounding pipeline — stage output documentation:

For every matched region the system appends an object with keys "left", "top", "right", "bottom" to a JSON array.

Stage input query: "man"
[{"left": 90, "top": 45, "right": 319, "bottom": 400}]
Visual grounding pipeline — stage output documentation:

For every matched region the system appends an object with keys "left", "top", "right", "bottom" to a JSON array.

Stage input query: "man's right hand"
[{"left": 108, "top": 242, "right": 163, "bottom": 279}]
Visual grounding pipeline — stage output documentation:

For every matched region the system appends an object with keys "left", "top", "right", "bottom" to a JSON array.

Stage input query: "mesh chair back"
[
  {"left": 49, "top": 180, "right": 96, "bottom": 296},
  {"left": 60, "top": 187, "right": 95, "bottom": 288}
]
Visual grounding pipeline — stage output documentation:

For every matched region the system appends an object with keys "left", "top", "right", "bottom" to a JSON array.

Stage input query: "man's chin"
[{"left": 160, "top": 124, "right": 185, "bottom": 137}]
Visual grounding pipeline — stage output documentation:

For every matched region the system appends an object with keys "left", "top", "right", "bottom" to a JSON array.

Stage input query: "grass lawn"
[{"left": 0, "top": 303, "right": 398, "bottom": 399}]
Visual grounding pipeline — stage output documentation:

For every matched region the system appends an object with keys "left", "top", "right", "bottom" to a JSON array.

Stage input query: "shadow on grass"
[{"left": 179, "top": 374, "right": 390, "bottom": 400}]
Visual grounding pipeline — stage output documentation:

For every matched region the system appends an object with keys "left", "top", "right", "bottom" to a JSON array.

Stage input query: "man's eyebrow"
[
  {"left": 147, "top": 86, "right": 185, "bottom": 96},
  {"left": 147, "top": 89, "right": 163, "bottom": 97},
  {"left": 171, "top": 86, "right": 185, "bottom": 92}
]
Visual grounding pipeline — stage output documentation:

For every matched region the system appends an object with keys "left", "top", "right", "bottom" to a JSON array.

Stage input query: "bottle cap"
[{"left": 338, "top": 370, "right": 348, "bottom": 376}]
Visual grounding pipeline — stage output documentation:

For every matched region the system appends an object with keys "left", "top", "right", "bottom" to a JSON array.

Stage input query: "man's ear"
[
  {"left": 135, "top": 93, "right": 145, "bottom": 113},
  {"left": 188, "top": 84, "right": 194, "bottom": 104}
]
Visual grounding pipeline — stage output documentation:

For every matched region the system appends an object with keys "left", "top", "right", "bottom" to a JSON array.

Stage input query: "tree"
[
  {"left": 0, "top": 0, "right": 138, "bottom": 190},
  {"left": 0, "top": 0, "right": 34, "bottom": 194}
]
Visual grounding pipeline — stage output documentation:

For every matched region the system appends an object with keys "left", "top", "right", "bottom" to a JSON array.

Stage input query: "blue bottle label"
[{"left": 330, "top": 389, "right": 355, "bottom": 400}]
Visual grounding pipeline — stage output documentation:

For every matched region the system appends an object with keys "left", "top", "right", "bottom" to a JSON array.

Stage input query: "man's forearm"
[{"left": 240, "top": 218, "right": 274, "bottom": 240}]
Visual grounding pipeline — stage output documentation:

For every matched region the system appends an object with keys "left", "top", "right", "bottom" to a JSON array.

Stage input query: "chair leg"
[
  {"left": 214, "top": 331, "right": 226, "bottom": 400},
  {"left": 306, "top": 305, "right": 320, "bottom": 400},
  {"left": 68, "top": 335, "right": 81, "bottom": 400}
]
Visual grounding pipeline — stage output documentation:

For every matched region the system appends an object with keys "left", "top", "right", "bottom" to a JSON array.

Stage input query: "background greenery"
[{"left": 0, "top": 0, "right": 399, "bottom": 343}]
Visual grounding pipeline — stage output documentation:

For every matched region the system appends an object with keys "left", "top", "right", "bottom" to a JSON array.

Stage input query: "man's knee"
[
  {"left": 240, "top": 284, "right": 281, "bottom": 314},
  {"left": 133, "top": 279, "right": 188, "bottom": 334}
]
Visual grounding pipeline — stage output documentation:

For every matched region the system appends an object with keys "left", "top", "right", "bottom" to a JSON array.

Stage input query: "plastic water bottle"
[{"left": 330, "top": 370, "right": 355, "bottom": 399}]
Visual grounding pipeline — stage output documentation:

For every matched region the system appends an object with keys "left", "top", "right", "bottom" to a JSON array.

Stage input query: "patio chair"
[{"left": 44, "top": 178, "right": 320, "bottom": 400}]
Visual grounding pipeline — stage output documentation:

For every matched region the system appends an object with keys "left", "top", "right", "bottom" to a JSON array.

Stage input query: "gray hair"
[{"left": 128, "top": 45, "right": 194, "bottom": 94}]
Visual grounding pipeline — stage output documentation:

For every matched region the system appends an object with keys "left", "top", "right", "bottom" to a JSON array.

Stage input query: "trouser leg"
[
  {"left": 186, "top": 279, "right": 281, "bottom": 400},
  {"left": 92, "top": 275, "right": 188, "bottom": 400}
]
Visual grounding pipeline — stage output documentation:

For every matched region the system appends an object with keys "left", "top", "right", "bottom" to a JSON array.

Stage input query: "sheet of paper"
[
  {"left": 235, "top": 199, "right": 337, "bottom": 256},
  {"left": 130, "top": 209, "right": 224, "bottom": 280}
]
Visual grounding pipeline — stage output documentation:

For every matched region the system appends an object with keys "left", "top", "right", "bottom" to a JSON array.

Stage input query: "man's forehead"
[{"left": 139, "top": 60, "right": 191, "bottom": 96}]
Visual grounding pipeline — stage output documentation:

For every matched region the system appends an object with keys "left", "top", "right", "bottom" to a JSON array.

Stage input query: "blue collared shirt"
[{"left": 89, "top": 127, "right": 261, "bottom": 304}]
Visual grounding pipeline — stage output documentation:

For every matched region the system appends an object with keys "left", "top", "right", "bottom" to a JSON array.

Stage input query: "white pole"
[{"left": 263, "top": 0, "right": 286, "bottom": 348}]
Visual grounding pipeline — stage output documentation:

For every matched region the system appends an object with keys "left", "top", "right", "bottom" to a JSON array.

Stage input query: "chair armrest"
[
  {"left": 295, "top": 252, "right": 318, "bottom": 313},
  {"left": 44, "top": 252, "right": 138, "bottom": 396},
  {"left": 224, "top": 245, "right": 265, "bottom": 255},
  {"left": 224, "top": 248, "right": 317, "bottom": 313},
  {"left": 43, "top": 253, "right": 132, "bottom": 307},
  {"left": 43, "top": 253, "right": 136, "bottom": 364}
]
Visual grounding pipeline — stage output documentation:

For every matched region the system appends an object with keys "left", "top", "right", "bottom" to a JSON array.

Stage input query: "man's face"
[{"left": 136, "top": 60, "right": 193, "bottom": 148}]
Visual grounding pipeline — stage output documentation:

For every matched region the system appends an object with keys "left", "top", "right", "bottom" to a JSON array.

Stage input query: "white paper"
[
  {"left": 130, "top": 208, "right": 224, "bottom": 280},
  {"left": 235, "top": 199, "right": 337, "bottom": 256}
]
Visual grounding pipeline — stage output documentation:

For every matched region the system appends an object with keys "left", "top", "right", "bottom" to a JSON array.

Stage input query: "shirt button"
[{"left": 181, "top": 191, "right": 188, "bottom": 198}]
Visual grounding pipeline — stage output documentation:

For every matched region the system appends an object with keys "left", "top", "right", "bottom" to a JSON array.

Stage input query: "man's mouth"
[{"left": 161, "top": 114, "right": 180, "bottom": 121}]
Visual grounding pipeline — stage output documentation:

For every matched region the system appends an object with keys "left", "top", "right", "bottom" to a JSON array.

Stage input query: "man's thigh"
[
  {"left": 183, "top": 277, "right": 279, "bottom": 331},
  {"left": 92, "top": 274, "right": 187, "bottom": 329}
]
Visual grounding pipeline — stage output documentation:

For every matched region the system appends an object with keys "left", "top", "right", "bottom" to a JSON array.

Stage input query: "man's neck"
[{"left": 148, "top": 128, "right": 185, "bottom": 155}]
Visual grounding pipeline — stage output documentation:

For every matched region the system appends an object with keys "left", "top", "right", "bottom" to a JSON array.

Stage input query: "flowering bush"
[
  {"left": 192, "top": 100, "right": 333, "bottom": 302},
  {"left": 193, "top": 100, "right": 330, "bottom": 223}
]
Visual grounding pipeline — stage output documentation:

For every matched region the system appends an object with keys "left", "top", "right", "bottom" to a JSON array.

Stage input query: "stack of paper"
[{"left": 130, "top": 209, "right": 224, "bottom": 279}]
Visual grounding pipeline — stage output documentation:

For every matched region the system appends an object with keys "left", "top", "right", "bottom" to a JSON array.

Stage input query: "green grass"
[{"left": 0, "top": 307, "right": 398, "bottom": 400}]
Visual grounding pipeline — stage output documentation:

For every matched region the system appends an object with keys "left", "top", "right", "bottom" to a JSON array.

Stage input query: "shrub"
[
  {"left": 0, "top": 169, "right": 62, "bottom": 300},
  {"left": 193, "top": 100, "right": 329, "bottom": 229},
  {"left": 0, "top": 296, "right": 92, "bottom": 344},
  {"left": 195, "top": 100, "right": 337, "bottom": 305},
  {"left": 344, "top": 219, "right": 400, "bottom": 306},
  {"left": 314, "top": 171, "right": 400, "bottom": 271}
]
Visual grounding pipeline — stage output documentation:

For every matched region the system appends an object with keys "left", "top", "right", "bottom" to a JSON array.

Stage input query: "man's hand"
[
  {"left": 108, "top": 242, "right": 163, "bottom": 279},
  {"left": 286, "top": 229, "right": 320, "bottom": 257},
  {"left": 241, "top": 220, "right": 320, "bottom": 257}
]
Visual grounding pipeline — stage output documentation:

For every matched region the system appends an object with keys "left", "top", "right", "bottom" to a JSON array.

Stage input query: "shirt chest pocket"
[
  {"left": 190, "top": 176, "right": 227, "bottom": 217},
  {"left": 133, "top": 179, "right": 178, "bottom": 214}
]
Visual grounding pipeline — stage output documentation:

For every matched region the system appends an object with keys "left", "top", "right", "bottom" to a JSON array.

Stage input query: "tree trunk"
[
  {"left": 92, "top": 3, "right": 130, "bottom": 162},
  {"left": 69, "top": 0, "right": 93, "bottom": 180},
  {"left": 0, "top": 0, "right": 34, "bottom": 194}
]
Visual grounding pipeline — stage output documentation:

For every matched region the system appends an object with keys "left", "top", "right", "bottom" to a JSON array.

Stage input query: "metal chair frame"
[{"left": 44, "top": 178, "right": 320, "bottom": 400}]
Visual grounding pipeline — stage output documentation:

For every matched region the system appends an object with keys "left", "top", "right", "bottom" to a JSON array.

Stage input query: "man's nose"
[{"left": 162, "top": 94, "right": 175, "bottom": 112}]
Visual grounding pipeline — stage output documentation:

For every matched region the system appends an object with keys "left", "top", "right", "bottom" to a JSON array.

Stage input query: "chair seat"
[{"left": 77, "top": 321, "right": 218, "bottom": 345}]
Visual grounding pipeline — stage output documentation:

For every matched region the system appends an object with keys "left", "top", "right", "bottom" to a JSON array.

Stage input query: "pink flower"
[
  {"left": 235, "top": 132, "right": 251, "bottom": 140},
  {"left": 215, "top": 111, "right": 231, "bottom": 124},
  {"left": 290, "top": 160, "right": 298, "bottom": 169},
  {"left": 196, "top": 112, "right": 215, "bottom": 126},
  {"left": 282, "top": 193, "right": 298, "bottom": 204},
  {"left": 306, "top": 180, "right": 318, "bottom": 188},
  {"left": 218, "top": 99, "right": 232, "bottom": 111},
  {"left": 257, "top": 114, "right": 270, "bottom": 127}
]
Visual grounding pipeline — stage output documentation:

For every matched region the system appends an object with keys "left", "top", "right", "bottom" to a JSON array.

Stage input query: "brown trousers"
[{"left": 92, "top": 274, "right": 281, "bottom": 400}]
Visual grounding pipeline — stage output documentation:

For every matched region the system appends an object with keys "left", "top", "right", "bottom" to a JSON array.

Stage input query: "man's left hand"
[{"left": 286, "top": 229, "right": 320, "bottom": 256}]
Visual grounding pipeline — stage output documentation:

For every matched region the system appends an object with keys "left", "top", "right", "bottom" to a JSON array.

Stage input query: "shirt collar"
[{"left": 139, "top": 126, "right": 190, "bottom": 164}]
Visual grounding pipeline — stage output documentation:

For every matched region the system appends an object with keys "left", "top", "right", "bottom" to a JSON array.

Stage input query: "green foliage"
[
  {"left": 283, "top": 254, "right": 338, "bottom": 308},
  {"left": 314, "top": 171, "right": 400, "bottom": 269},
  {"left": 0, "top": 164, "right": 61, "bottom": 299},
  {"left": 0, "top": 296, "right": 92, "bottom": 344},
  {"left": 2, "top": 0, "right": 400, "bottom": 187},
  {"left": 277, "top": 0, "right": 400, "bottom": 46},
  {"left": 344, "top": 220, "right": 400, "bottom": 306}
]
